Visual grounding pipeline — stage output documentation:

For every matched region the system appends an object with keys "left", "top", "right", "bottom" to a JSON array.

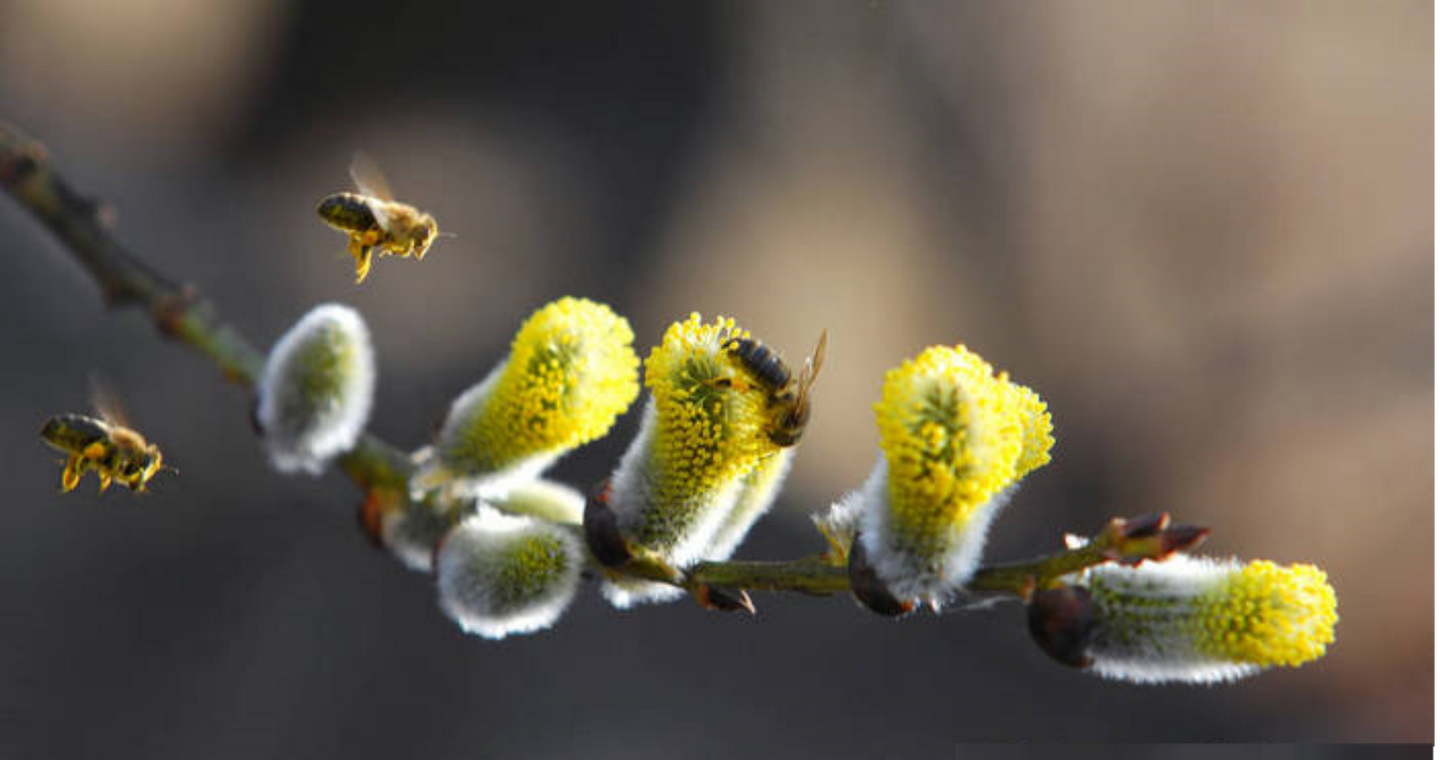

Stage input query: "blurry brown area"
[{"left": 0, "top": 0, "right": 1429, "bottom": 755}]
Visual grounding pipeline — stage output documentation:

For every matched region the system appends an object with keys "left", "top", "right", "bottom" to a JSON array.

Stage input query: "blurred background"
[{"left": 0, "top": 0, "right": 1430, "bottom": 755}]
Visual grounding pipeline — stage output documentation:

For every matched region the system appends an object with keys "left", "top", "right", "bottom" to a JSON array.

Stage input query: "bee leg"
[
  {"left": 82, "top": 442, "right": 108, "bottom": 461},
  {"left": 352, "top": 246, "right": 374, "bottom": 284},
  {"left": 98, "top": 472, "right": 112, "bottom": 493},
  {"left": 60, "top": 456, "right": 82, "bottom": 492}
]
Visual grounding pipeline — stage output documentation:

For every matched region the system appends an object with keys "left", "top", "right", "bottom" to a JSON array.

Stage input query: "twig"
[{"left": 0, "top": 121, "right": 1205, "bottom": 609}]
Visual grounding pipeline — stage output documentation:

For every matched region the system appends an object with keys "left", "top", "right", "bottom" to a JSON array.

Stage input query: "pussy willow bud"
[
  {"left": 413, "top": 297, "right": 639, "bottom": 499},
  {"left": 255, "top": 303, "right": 376, "bottom": 475},
  {"left": 855, "top": 345, "right": 1053, "bottom": 607},
  {"left": 379, "top": 497, "right": 457, "bottom": 573},
  {"left": 435, "top": 508, "right": 585, "bottom": 639},
  {"left": 382, "top": 480, "right": 584, "bottom": 573},
  {"left": 1039, "top": 555, "right": 1339, "bottom": 683},
  {"left": 600, "top": 314, "right": 794, "bottom": 608}
]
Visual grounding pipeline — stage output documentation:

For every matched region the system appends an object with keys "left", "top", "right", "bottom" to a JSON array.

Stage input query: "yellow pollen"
[
  {"left": 449, "top": 297, "right": 639, "bottom": 472},
  {"left": 1195, "top": 561, "right": 1338, "bottom": 668},
  {"left": 874, "top": 345, "right": 1053, "bottom": 559}
]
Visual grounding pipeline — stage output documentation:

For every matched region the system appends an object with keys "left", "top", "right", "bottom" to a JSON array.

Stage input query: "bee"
[
  {"left": 722, "top": 329, "right": 827, "bottom": 447},
  {"left": 39, "top": 383, "right": 168, "bottom": 494},
  {"left": 316, "top": 152, "right": 440, "bottom": 284}
]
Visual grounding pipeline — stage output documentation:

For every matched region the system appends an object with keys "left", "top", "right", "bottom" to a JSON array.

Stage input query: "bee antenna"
[{"left": 437, "top": 231, "right": 458, "bottom": 239}]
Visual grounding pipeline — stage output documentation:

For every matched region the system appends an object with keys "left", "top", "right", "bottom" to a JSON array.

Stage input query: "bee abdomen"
[
  {"left": 726, "top": 337, "right": 790, "bottom": 389},
  {"left": 316, "top": 193, "right": 379, "bottom": 232},
  {"left": 40, "top": 414, "right": 110, "bottom": 452}
]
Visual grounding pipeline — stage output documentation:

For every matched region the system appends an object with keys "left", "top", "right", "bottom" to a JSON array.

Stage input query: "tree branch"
[
  {"left": 0, "top": 121, "right": 1206, "bottom": 611},
  {"left": 1, "top": 121, "right": 413, "bottom": 492}
]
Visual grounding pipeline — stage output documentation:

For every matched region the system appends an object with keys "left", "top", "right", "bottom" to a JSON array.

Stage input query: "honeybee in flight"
[
  {"left": 722, "top": 329, "right": 827, "bottom": 447},
  {"left": 39, "top": 383, "right": 168, "bottom": 494},
  {"left": 316, "top": 152, "right": 440, "bottom": 284}
]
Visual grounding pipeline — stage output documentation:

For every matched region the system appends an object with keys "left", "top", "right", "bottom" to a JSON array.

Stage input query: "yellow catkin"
[
  {"left": 642, "top": 313, "right": 779, "bottom": 511},
  {"left": 873, "top": 345, "right": 1052, "bottom": 560},
  {"left": 446, "top": 297, "right": 639, "bottom": 473},
  {"left": 1195, "top": 561, "right": 1339, "bottom": 668}
]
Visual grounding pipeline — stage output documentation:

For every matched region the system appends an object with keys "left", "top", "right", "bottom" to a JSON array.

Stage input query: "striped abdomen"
[
  {"left": 316, "top": 193, "right": 380, "bottom": 233},
  {"left": 724, "top": 337, "right": 791, "bottom": 391},
  {"left": 40, "top": 414, "right": 112, "bottom": 455}
]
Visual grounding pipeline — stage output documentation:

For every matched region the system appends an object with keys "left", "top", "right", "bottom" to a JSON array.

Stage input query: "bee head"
[
  {"left": 130, "top": 446, "right": 164, "bottom": 490},
  {"left": 767, "top": 402, "right": 810, "bottom": 447},
  {"left": 414, "top": 216, "right": 439, "bottom": 254}
]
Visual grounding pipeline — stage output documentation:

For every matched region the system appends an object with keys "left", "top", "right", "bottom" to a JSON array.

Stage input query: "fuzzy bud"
[
  {"left": 855, "top": 345, "right": 1053, "bottom": 607},
  {"left": 413, "top": 297, "right": 639, "bottom": 498},
  {"left": 435, "top": 508, "right": 585, "bottom": 639},
  {"left": 256, "top": 303, "right": 376, "bottom": 474},
  {"left": 381, "top": 480, "right": 585, "bottom": 573},
  {"left": 1047, "top": 555, "right": 1339, "bottom": 683},
  {"left": 379, "top": 498, "right": 456, "bottom": 573}
]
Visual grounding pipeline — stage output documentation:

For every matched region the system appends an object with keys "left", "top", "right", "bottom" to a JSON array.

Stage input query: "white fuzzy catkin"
[
  {"left": 857, "top": 458, "right": 1018, "bottom": 606},
  {"left": 705, "top": 448, "right": 794, "bottom": 561},
  {"left": 435, "top": 508, "right": 584, "bottom": 639},
  {"left": 256, "top": 303, "right": 375, "bottom": 475}
]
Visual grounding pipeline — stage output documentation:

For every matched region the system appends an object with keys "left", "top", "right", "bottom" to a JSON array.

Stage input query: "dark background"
[{"left": 0, "top": 1, "right": 1430, "bottom": 755}]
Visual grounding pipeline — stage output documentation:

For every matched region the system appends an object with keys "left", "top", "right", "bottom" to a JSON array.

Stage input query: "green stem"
[{"left": 689, "top": 558, "right": 851, "bottom": 595}]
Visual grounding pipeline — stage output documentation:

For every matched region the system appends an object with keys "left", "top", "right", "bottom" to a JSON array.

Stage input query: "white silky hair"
[
  {"left": 435, "top": 508, "right": 584, "bottom": 639},
  {"left": 857, "top": 456, "right": 1017, "bottom": 607},
  {"left": 257, "top": 303, "right": 375, "bottom": 475},
  {"left": 1072, "top": 555, "right": 1264, "bottom": 685}
]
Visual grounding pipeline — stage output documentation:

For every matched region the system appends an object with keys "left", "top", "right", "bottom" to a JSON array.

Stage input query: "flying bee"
[
  {"left": 721, "top": 329, "right": 828, "bottom": 447},
  {"left": 39, "top": 383, "right": 169, "bottom": 494},
  {"left": 316, "top": 152, "right": 440, "bottom": 284}
]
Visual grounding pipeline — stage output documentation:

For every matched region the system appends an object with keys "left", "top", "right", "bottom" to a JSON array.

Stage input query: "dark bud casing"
[
  {"left": 1028, "top": 585, "right": 1098, "bottom": 668},
  {"left": 583, "top": 480, "right": 631, "bottom": 568},
  {"left": 848, "top": 536, "right": 915, "bottom": 617}
]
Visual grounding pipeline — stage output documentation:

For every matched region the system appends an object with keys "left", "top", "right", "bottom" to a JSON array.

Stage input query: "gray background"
[{"left": 0, "top": 1, "right": 1430, "bottom": 755}]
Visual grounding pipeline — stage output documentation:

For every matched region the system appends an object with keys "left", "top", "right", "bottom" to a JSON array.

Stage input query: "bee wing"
[
  {"left": 88, "top": 374, "right": 134, "bottom": 429},
  {"left": 349, "top": 151, "right": 396, "bottom": 202},
  {"left": 798, "top": 329, "right": 828, "bottom": 394}
]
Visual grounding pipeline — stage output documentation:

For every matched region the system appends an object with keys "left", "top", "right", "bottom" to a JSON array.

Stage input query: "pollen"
[
  {"left": 1194, "top": 561, "right": 1338, "bottom": 668},
  {"left": 873, "top": 345, "right": 1051, "bottom": 558},
  {"left": 438, "top": 297, "right": 640, "bottom": 476},
  {"left": 643, "top": 313, "right": 777, "bottom": 505}
]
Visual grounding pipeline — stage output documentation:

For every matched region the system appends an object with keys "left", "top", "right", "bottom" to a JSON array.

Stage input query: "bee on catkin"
[{"left": 594, "top": 315, "right": 820, "bottom": 608}]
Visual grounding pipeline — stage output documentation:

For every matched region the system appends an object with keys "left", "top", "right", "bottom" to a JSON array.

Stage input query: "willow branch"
[
  {"left": 0, "top": 122, "right": 411, "bottom": 492},
  {"left": 1, "top": 122, "right": 1206, "bottom": 610}
]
